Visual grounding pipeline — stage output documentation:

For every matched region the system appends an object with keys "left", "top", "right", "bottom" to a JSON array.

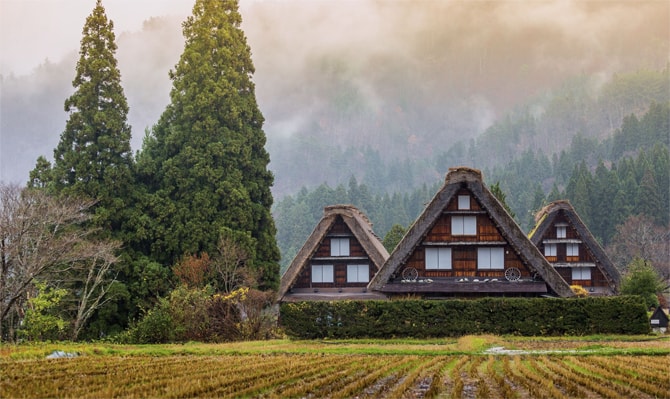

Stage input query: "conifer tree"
[
  {"left": 31, "top": 0, "right": 133, "bottom": 231},
  {"left": 26, "top": 0, "right": 134, "bottom": 338},
  {"left": 136, "top": 0, "right": 280, "bottom": 290}
]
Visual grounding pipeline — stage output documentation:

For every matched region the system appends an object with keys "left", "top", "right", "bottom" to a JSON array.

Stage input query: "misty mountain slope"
[
  {"left": 2, "top": 1, "right": 668, "bottom": 195},
  {"left": 1, "top": 15, "right": 185, "bottom": 185}
]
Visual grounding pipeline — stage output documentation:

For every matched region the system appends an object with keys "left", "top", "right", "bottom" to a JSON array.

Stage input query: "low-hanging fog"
[{"left": 1, "top": 0, "right": 668, "bottom": 196}]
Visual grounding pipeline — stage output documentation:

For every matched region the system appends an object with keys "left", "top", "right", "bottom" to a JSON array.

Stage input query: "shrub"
[
  {"left": 120, "top": 286, "right": 278, "bottom": 343},
  {"left": 280, "top": 296, "right": 650, "bottom": 339}
]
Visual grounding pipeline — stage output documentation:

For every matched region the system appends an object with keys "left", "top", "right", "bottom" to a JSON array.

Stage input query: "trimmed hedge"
[{"left": 279, "top": 296, "right": 650, "bottom": 338}]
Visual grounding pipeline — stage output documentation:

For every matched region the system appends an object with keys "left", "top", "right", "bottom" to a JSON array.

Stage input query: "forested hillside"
[{"left": 274, "top": 78, "right": 670, "bottom": 273}]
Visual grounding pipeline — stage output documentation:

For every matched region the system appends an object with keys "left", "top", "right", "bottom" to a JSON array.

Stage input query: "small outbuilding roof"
[{"left": 650, "top": 307, "right": 669, "bottom": 327}]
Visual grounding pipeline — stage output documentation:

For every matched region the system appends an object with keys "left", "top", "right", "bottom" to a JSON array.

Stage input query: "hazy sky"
[
  {"left": 0, "top": 0, "right": 194, "bottom": 75},
  {"left": 1, "top": 0, "right": 668, "bottom": 187}
]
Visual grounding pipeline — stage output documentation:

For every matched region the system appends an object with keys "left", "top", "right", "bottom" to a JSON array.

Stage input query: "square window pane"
[
  {"left": 544, "top": 244, "right": 556, "bottom": 257},
  {"left": 347, "top": 264, "right": 369, "bottom": 282},
  {"left": 426, "top": 247, "right": 451, "bottom": 269},
  {"left": 572, "top": 267, "right": 590, "bottom": 280},
  {"left": 567, "top": 244, "right": 579, "bottom": 257},
  {"left": 330, "top": 238, "right": 350, "bottom": 256},
  {"left": 312, "top": 265, "right": 333, "bottom": 283},
  {"left": 452, "top": 216, "right": 477, "bottom": 236},
  {"left": 458, "top": 195, "right": 470, "bottom": 210},
  {"left": 557, "top": 226, "right": 566, "bottom": 238},
  {"left": 478, "top": 247, "right": 504, "bottom": 269}
]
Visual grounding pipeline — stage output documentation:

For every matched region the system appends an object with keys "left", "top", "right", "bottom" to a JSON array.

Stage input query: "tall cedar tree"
[
  {"left": 136, "top": 0, "right": 280, "bottom": 290},
  {"left": 31, "top": 0, "right": 133, "bottom": 232},
  {"left": 25, "top": 0, "right": 133, "bottom": 339}
]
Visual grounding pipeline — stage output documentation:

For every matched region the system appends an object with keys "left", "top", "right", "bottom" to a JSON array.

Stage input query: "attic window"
[
  {"left": 556, "top": 224, "right": 567, "bottom": 238},
  {"left": 477, "top": 247, "right": 504, "bottom": 270},
  {"left": 330, "top": 238, "right": 350, "bottom": 256},
  {"left": 312, "top": 265, "right": 334, "bottom": 283},
  {"left": 458, "top": 195, "right": 470, "bottom": 210},
  {"left": 452, "top": 216, "right": 477, "bottom": 236}
]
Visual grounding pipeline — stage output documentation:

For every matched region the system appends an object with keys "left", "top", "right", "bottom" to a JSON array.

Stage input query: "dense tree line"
[
  {"left": 1, "top": 0, "right": 278, "bottom": 342},
  {"left": 275, "top": 103, "right": 669, "bottom": 276}
]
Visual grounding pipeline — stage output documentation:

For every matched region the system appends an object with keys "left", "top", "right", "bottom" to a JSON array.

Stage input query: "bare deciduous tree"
[
  {"left": 68, "top": 240, "right": 120, "bottom": 340},
  {"left": 210, "top": 233, "right": 256, "bottom": 294},
  {"left": 606, "top": 214, "right": 670, "bottom": 286},
  {"left": 0, "top": 184, "right": 118, "bottom": 341}
]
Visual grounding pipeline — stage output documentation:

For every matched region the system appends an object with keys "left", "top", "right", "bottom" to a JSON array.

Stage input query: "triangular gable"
[
  {"left": 529, "top": 200, "right": 621, "bottom": 291},
  {"left": 650, "top": 307, "right": 669, "bottom": 327},
  {"left": 279, "top": 204, "right": 389, "bottom": 300},
  {"left": 369, "top": 167, "right": 574, "bottom": 297}
]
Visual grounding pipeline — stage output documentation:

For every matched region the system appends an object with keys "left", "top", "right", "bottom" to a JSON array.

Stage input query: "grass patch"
[{"left": 1, "top": 334, "right": 668, "bottom": 360}]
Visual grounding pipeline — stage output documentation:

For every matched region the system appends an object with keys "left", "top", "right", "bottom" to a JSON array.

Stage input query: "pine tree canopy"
[{"left": 136, "top": 0, "right": 280, "bottom": 290}]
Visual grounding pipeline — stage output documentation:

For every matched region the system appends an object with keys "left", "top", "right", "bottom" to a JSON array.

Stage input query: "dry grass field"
[{"left": 1, "top": 335, "right": 669, "bottom": 398}]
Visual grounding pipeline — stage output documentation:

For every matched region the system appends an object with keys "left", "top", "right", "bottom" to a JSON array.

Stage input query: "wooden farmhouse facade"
[
  {"left": 279, "top": 168, "right": 635, "bottom": 302},
  {"left": 368, "top": 167, "right": 574, "bottom": 298},
  {"left": 529, "top": 200, "right": 621, "bottom": 296},
  {"left": 278, "top": 205, "right": 389, "bottom": 301}
]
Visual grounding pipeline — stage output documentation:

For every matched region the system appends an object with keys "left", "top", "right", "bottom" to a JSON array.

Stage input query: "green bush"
[
  {"left": 119, "top": 286, "right": 278, "bottom": 343},
  {"left": 279, "top": 296, "right": 650, "bottom": 339}
]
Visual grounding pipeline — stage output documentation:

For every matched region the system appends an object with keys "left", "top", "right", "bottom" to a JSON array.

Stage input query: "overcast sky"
[{"left": 0, "top": 0, "right": 195, "bottom": 76}]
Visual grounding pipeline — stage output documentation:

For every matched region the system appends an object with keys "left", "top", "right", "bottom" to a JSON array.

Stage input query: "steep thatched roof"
[
  {"left": 368, "top": 167, "right": 574, "bottom": 297},
  {"left": 529, "top": 200, "right": 621, "bottom": 290},
  {"left": 278, "top": 204, "right": 390, "bottom": 300}
]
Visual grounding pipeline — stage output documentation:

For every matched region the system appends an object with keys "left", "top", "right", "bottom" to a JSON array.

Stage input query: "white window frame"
[
  {"left": 425, "top": 247, "right": 452, "bottom": 270},
  {"left": 330, "top": 238, "right": 350, "bottom": 256},
  {"left": 556, "top": 225, "right": 567, "bottom": 239},
  {"left": 477, "top": 247, "right": 505, "bottom": 270},
  {"left": 544, "top": 244, "right": 557, "bottom": 257},
  {"left": 347, "top": 264, "right": 369, "bottom": 283},
  {"left": 571, "top": 267, "right": 591, "bottom": 280},
  {"left": 451, "top": 215, "right": 477, "bottom": 236},
  {"left": 566, "top": 243, "right": 579, "bottom": 257},
  {"left": 458, "top": 195, "right": 470, "bottom": 210},
  {"left": 312, "top": 265, "right": 334, "bottom": 283}
]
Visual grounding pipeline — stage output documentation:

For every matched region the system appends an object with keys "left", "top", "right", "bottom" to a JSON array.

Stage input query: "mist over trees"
[{"left": 2, "top": 1, "right": 669, "bottom": 194}]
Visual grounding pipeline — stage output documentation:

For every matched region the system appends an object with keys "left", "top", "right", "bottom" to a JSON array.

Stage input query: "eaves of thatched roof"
[
  {"left": 278, "top": 204, "right": 389, "bottom": 300},
  {"left": 529, "top": 200, "right": 621, "bottom": 290}
]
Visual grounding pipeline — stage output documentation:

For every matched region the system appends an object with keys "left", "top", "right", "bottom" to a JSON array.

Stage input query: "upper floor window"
[
  {"left": 312, "top": 264, "right": 334, "bottom": 283},
  {"left": 544, "top": 244, "right": 557, "bottom": 257},
  {"left": 458, "top": 195, "right": 470, "bottom": 210},
  {"left": 347, "top": 264, "right": 369, "bottom": 283},
  {"left": 426, "top": 247, "right": 452, "bottom": 270},
  {"left": 571, "top": 267, "right": 591, "bottom": 280},
  {"left": 477, "top": 247, "right": 505, "bottom": 270},
  {"left": 452, "top": 216, "right": 477, "bottom": 236},
  {"left": 566, "top": 243, "right": 579, "bottom": 257},
  {"left": 556, "top": 224, "right": 567, "bottom": 238},
  {"left": 330, "top": 238, "right": 350, "bottom": 256}
]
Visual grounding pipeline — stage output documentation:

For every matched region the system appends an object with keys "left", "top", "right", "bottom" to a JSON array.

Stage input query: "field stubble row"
[{"left": 2, "top": 352, "right": 669, "bottom": 398}]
